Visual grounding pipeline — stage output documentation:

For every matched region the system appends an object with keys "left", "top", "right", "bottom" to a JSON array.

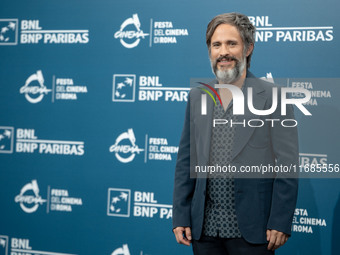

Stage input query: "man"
[{"left": 172, "top": 13, "right": 299, "bottom": 254}]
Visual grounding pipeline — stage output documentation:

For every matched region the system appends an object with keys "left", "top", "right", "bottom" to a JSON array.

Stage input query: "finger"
[
  {"left": 267, "top": 229, "right": 276, "bottom": 250},
  {"left": 173, "top": 228, "right": 183, "bottom": 244},
  {"left": 285, "top": 236, "right": 289, "bottom": 243},
  {"left": 175, "top": 232, "right": 179, "bottom": 243},
  {"left": 179, "top": 234, "right": 191, "bottom": 246},
  {"left": 273, "top": 234, "right": 282, "bottom": 250},
  {"left": 267, "top": 234, "right": 276, "bottom": 251},
  {"left": 174, "top": 228, "right": 190, "bottom": 246},
  {"left": 266, "top": 229, "right": 271, "bottom": 242},
  {"left": 185, "top": 227, "right": 192, "bottom": 241},
  {"left": 280, "top": 234, "right": 287, "bottom": 246}
]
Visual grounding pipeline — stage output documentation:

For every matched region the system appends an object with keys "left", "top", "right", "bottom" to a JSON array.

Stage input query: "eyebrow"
[{"left": 211, "top": 39, "right": 238, "bottom": 45}]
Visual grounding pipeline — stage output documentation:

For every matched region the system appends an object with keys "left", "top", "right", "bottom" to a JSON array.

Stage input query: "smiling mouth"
[
  {"left": 218, "top": 60, "right": 233, "bottom": 68},
  {"left": 217, "top": 56, "right": 236, "bottom": 66}
]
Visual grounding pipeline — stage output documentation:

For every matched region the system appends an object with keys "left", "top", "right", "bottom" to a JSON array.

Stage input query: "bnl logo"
[
  {"left": 113, "top": 75, "right": 136, "bottom": 102},
  {"left": 0, "top": 236, "right": 8, "bottom": 255},
  {"left": 0, "top": 19, "right": 18, "bottom": 45},
  {"left": 0, "top": 127, "right": 14, "bottom": 153},
  {"left": 107, "top": 188, "right": 131, "bottom": 217}
]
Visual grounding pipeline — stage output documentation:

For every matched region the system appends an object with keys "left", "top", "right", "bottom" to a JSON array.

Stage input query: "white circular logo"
[
  {"left": 15, "top": 180, "right": 46, "bottom": 213},
  {"left": 20, "top": 70, "right": 51, "bottom": 103},
  {"left": 109, "top": 129, "right": 144, "bottom": 163},
  {"left": 112, "top": 244, "right": 130, "bottom": 255},
  {"left": 114, "top": 14, "right": 149, "bottom": 48}
]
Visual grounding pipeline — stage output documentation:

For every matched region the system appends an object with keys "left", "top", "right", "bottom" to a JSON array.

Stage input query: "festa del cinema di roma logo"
[
  {"left": 114, "top": 14, "right": 149, "bottom": 49},
  {"left": 14, "top": 180, "right": 46, "bottom": 213},
  {"left": 19, "top": 70, "right": 51, "bottom": 103},
  {"left": 109, "top": 128, "right": 144, "bottom": 163}
]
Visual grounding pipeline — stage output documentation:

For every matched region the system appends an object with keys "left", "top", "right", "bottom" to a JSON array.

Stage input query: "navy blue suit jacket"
[{"left": 172, "top": 72, "right": 299, "bottom": 244}]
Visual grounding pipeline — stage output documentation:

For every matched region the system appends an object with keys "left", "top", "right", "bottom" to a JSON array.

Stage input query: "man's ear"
[{"left": 246, "top": 43, "right": 254, "bottom": 57}]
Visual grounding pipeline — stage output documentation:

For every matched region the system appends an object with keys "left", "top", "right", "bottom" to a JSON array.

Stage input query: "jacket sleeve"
[
  {"left": 172, "top": 92, "right": 196, "bottom": 229},
  {"left": 266, "top": 90, "right": 299, "bottom": 235}
]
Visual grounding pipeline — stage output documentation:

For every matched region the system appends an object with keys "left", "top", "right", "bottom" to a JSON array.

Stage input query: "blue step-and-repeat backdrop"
[{"left": 1, "top": 0, "right": 340, "bottom": 254}]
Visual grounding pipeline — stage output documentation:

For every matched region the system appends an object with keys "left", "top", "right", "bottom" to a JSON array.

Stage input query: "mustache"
[{"left": 216, "top": 55, "right": 238, "bottom": 63}]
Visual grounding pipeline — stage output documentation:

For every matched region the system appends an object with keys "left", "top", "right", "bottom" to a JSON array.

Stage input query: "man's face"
[{"left": 209, "top": 24, "right": 250, "bottom": 84}]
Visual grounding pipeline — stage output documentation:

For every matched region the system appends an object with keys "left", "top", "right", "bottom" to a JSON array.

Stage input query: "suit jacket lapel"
[
  {"left": 196, "top": 75, "right": 269, "bottom": 163},
  {"left": 232, "top": 77, "right": 267, "bottom": 160},
  {"left": 198, "top": 80, "right": 216, "bottom": 167}
]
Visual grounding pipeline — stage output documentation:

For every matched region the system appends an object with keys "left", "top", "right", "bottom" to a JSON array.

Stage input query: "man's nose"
[{"left": 219, "top": 44, "right": 230, "bottom": 56}]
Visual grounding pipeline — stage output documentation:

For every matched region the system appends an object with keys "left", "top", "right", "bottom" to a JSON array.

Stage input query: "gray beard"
[{"left": 212, "top": 57, "right": 246, "bottom": 84}]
